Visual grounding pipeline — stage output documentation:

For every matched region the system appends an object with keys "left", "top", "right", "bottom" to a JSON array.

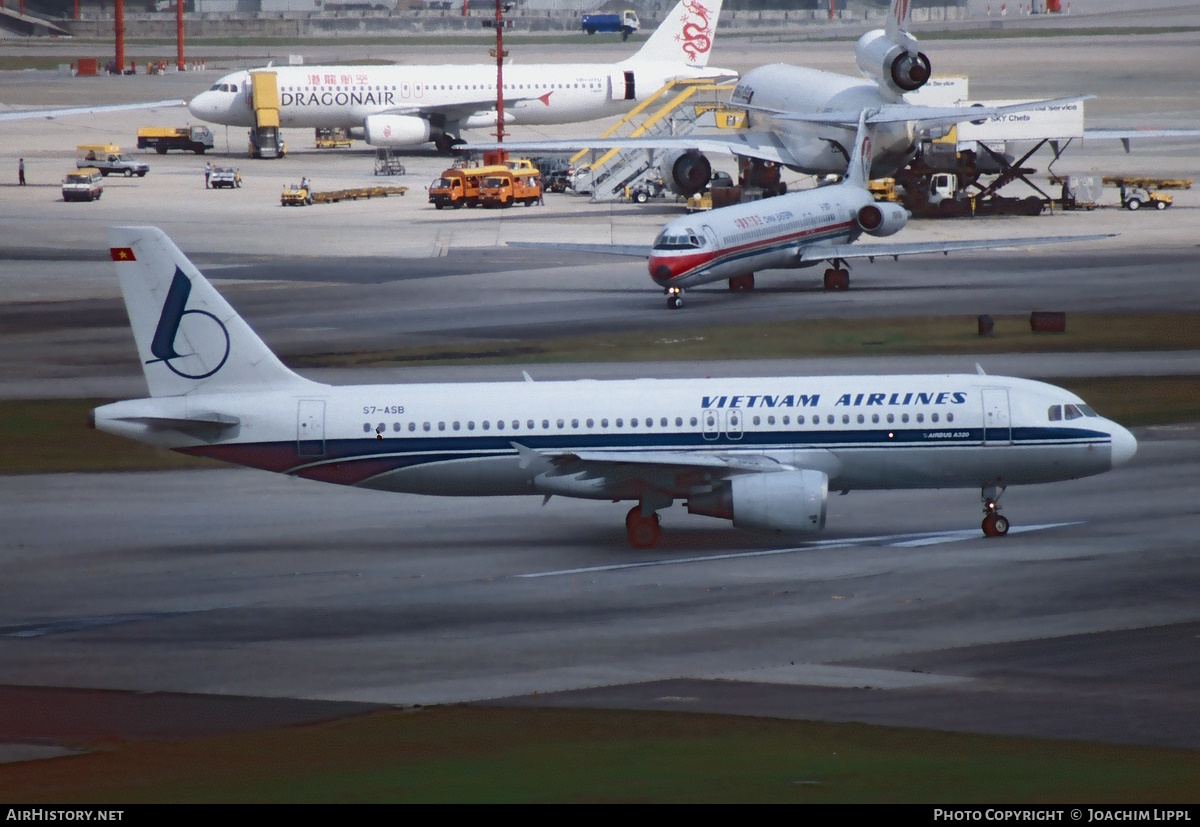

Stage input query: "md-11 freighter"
[{"left": 91, "top": 227, "right": 1134, "bottom": 548}]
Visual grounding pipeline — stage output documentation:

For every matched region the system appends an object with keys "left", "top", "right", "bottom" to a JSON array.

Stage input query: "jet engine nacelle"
[
  {"left": 855, "top": 202, "right": 908, "bottom": 237},
  {"left": 855, "top": 29, "right": 931, "bottom": 94},
  {"left": 363, "top": 114, "right": 434, "bottom": 147},
  {"left": 659, "top": 149, "right": 712, "bottom": 197},
  {"left": 687, "top": 469, "right": 828, "bottom": 533}
]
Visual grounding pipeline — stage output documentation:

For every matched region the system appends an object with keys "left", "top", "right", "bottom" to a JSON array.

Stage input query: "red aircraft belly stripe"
[{"left": 649, "top": 220, "right": 853, "bottom": 282}]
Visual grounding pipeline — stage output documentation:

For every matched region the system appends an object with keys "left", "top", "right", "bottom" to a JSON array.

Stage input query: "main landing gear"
[
  {"left": 981, "top": 482, "right": 1010, "bottom": 537},
  {"left": 666, "top": 286, "right": 684, "bottom": 310},
  {"left": 728, "top": 272, "right": 755, "bottom": 292},
  {"left": 823, "top": 259, "right": 850, "bottom": 291},
  {"left": 626, "top": 505, "right": 662, "bottom": 548}
]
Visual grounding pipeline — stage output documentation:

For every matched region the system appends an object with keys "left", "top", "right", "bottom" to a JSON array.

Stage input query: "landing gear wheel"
[
  {"left": 982, "top": 513, "right": 1010, "bottom": 537},
  {"left": 823, "top": 269, "right": 849, "bottom": 290},
  {"left": 667, "top": 294, "right": 683, "bottom": 310},
  {"left": 626, "top": 506, "right": 662, "bottom": 548},
  {"left": 728, "top": 273, "right": 755, "bottom": 292}
]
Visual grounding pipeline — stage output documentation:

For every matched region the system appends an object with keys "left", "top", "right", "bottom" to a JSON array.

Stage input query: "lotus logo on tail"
[
  {"left": 146, "top": 268, "right": 231, "bottom": 380},
  {"left": 676, "top": 0, "right": 714, "bottom": 63},
  {"left": 860, "top": 135, "right": 873, "bottom": 181}
]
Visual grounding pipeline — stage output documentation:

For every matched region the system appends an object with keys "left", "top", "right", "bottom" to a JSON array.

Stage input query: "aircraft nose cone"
[
  {"left": 187, "top": 95, "right": 210, "bottom": 120},
  {"left": 1110, "top": 424, "right": 1138, "bottom": 467}
]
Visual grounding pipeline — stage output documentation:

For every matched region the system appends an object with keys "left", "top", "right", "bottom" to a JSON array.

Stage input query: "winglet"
[
  {"left": 523, "top": 370, "right": 534, "bottom": 383},
  {"left": 976, "top": 363, "right": 987, "bottom": 376}
]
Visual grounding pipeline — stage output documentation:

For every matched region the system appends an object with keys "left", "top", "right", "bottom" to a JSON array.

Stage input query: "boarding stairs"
[{"left": 571, "top": 79, "right": 740, "bottom": 202}]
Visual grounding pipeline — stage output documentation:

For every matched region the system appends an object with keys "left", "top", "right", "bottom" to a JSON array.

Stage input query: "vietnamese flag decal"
[{"left": 110, "top": 247, "right": 136, "bottom": 261}]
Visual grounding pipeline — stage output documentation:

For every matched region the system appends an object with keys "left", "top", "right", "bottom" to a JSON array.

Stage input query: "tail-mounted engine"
[
  {"left": 659, "top": 149, "right": 712, "bottom": 197},
  {"left": 855, "top": 202, "right": 908, "bottom": 237},
  {"left": 855, "top": 29, "right": 931, "bottom": 95}
]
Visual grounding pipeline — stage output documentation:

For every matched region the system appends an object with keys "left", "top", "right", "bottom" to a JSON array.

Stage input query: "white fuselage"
[
  {"left": 648, "top": 179, "right": 872, "bottom": 288},
  {"left": 94, "top": 373, "right": 1133, "bottom": 501},
  {"left": 188, "top": 60, "right": 725, "bottom": 134},
  {"left": 732, "top": 63, "right": 917, "bottom": 177}
]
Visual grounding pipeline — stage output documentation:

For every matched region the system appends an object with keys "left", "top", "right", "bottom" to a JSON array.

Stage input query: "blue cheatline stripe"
[{"left": 261, "top": 426, "right": 1111, "bottom": 474}]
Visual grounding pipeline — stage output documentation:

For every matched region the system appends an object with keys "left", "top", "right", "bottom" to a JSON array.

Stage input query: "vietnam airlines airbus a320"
[
  {"left": 91, "top": 226, "right": 1135, "bottom": 549},
  {"left": 186, "top": 0, "right": 731, "bottom": 153}
]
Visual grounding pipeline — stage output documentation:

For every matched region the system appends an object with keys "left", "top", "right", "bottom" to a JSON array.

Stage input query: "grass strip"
[
  {"left": 2, "top": 706, "right": 1198, "bottom": 803},
  {"left": 292, "top": 312, "right": 1200, "bottom": 369}
]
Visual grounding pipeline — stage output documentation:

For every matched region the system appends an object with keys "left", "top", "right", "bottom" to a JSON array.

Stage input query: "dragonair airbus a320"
[
  {"left": 92, "top": 227, "right": 1135, "bottom": 548},
  {"left": 186, "top": 0, "right": 732, "bottom": 152}
]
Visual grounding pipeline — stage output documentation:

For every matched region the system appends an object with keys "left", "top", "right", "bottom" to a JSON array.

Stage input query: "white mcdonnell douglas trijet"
[
  {"left": 472, "top": 0, "right": 1092, "bottom": 198},
  {"left": 513, "top": 111, "right": 1112, "bottom": 308},
  {"left": 92, "top": 227, "right": 1136, "bottom": 548},
  {"left": 186, "top": 0, "right": 732, "bottom": 153}
]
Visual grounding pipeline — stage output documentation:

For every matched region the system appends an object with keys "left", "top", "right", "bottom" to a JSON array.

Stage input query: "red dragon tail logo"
[{"left": 676, "top": 0, "right": 714, "bottom": 63}]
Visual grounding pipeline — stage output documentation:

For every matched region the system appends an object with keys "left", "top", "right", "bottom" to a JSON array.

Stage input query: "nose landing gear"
[
  {"left": 666, "top": 287, "right": 684, "bottom": 310},
  {"left": 981, "top": 482, "right": 1010, "bottom": 537}
]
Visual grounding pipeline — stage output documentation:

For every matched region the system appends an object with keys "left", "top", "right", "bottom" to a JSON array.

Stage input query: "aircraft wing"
[
  {"left": 383, "top": 92, "right": 551, "bottom": 124},
  {"left": 514, "top": 442, "right": 796, "bottom": 495},
  {"left": 774, "top": 96, "right": 1092, "bottom": 129},
  {"left": 461, "top": 131, "right": 802, "bottom": 167},
  {"left": 0, "top": 99, "right": 187, "bottom": 122},
  {"left": 1083, "top": 127, "right": 1200, "bottom": 153},
  {"left": 799, "top": 233, "right": 1116, "bottom": 265},
  {"left": 506, "top": 241, "right": 651, "bottom": 258}
]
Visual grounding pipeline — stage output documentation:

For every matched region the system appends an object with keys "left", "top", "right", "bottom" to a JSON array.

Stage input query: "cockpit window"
[
  {"left": 1064, "top": 404, "right": 1084, "bottom": 420},
  {"left": 1048, "top": 405, "right": 1062, "bottom": 421},
  {"left": 653, "top": 231, "right": 702, "bottom": 250},
  {"left": 1078, "top": 404, "right": 1098, "bottom": 417}
]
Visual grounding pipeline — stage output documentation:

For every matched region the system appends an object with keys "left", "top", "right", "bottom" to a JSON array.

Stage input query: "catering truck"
[
  {"left": 581, "top": 9, "right": 639, "bottom": 40},
  {"left": 136, "top": 125, "right": 215, "bottom": 155}
]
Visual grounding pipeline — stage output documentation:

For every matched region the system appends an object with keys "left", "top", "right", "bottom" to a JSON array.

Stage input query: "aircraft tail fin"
[
  {"left": 108, "top": 226, "right": 314, "bottom": 398},
  {"left": 629, "top": 0, "right": 723, "bottom": 67},
  {"left": 844, "top": 109, "right": 875, "bottom": 189},
  {"left": 885, "top": 0, "right": 914, "bottom": 42}
]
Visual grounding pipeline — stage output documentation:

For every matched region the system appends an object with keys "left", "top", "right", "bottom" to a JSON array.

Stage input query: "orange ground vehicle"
[
  {"left": 428, "top": 164, "right": 510, "bottom": 209},
  {"left": 478, "top": 168, "right": 543, "bottom": 208}
]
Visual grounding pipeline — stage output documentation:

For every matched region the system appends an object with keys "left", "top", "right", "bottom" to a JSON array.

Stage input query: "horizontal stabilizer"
[{"left": 776, "top": 96, "right": 1093, "bottom": 129}]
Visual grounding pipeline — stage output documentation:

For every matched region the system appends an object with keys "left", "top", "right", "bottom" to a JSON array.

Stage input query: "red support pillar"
[
  {"left": 74, "top": 0, "right": 79, "bottom": 19},
  {"left": 495, "top": 0, "right": 504, "bottom": 143},
  {"left": 115, "top": 0, "right": 125, "bottom": 75},
  {"left": 176, "top": 0, "right": 184, "bottom": 71}
]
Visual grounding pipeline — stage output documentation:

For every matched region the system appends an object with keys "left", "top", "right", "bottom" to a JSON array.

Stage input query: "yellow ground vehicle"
[
  {"left": 281, "top": 182, "right": 312, "bottom": 206},
  {"left": 62, "top": 168, "right": 104, "bottom": 202},
  {"left": 479, "top": 168, "right": 543, "bottom": 208},
  {"left": 136, "top": 125, "right": 214, "bottom": 154},
  {"left": 428, "top": 164, "right": 510, "bottom": 209},
  {"left": 315, "top": 127, "right": 352, "bottom": 149}
]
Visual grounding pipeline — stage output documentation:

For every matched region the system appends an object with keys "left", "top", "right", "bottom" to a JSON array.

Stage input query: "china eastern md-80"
[
  {"left": 186, "top": 0, "right": 731, "bottom": 153},
  {"left": 92, "top": 227, "right": 1135, "bottom": 549},
  {"left": 513, "top": 112, "right": 1110, "bottom": 308}
]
